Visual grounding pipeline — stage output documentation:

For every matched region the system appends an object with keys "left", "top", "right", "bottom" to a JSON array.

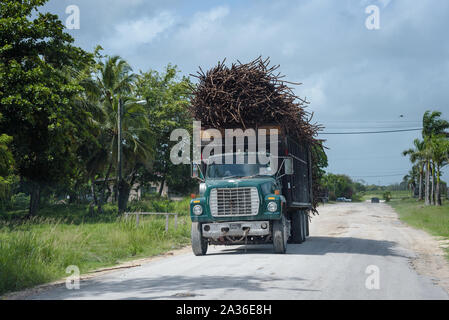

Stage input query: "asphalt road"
[{"left": 28, "top": 202, "right": 449, "bottom": 300}]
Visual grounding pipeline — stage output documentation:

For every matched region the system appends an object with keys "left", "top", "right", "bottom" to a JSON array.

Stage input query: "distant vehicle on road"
[
  {"left": 336, "top": 197, "right": 352, "bottom": 202},
  {"left": 371, "top": 197, "right": 380, "bottom": 203}
]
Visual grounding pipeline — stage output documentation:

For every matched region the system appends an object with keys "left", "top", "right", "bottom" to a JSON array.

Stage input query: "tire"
[
  {"left": 290, "top": 211, "right": 304, "bottom": 244},
  {"left": 301, "top": 212, "right": 307, "bottom": 241},
  {"left": 305, "top": 212, "right": 310, "bottom": 237},
  {"left": 273, "top": 216, "right": 287, "bottom": 254},
  {"left": 191, "top": 222, "right": 208, "bottom": 256}
]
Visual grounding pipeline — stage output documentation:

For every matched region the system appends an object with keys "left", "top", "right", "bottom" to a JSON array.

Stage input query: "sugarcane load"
[{"left": 188, "top": 57, "right": 325, "bottom": 255}]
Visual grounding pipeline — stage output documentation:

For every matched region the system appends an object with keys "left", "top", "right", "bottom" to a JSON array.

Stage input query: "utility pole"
[
  {"left": 117, "top": 98, "right": 123, "bottom": 213},
  {"left": 116, "top": 99, "right": 145, "bottom": 214}
]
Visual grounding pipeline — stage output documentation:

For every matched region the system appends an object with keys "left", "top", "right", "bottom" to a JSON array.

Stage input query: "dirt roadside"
[{"left": 316, "top": 202, "right": 449, "bottom": 294}]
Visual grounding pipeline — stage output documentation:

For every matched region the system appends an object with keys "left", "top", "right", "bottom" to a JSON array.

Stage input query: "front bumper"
[{"left": 201, "top": 221, "right": 271, "bottom": 238}]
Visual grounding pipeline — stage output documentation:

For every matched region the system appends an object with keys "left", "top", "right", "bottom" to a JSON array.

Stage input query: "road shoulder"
[{"left": 387, "top": 203, "right": 449, "bottom": 295}]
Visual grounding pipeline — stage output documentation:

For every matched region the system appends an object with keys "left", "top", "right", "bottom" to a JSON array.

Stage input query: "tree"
[
  {"left": 402, "top": 165, "right": 419, "bottom": 197},
  {"left": 0, "top": 116, "right": 13, "bottom": 178},
  {"left": 429, "top": 135, "right": 449, "bottom": 206},
  {"left": 422, "top": 111, "right": 449, "bottom": 205},
  {"left": 322, "top": 173, "right": 355, "bottom": 200},
  {"left": 135, "top": 65, "right": 195, "bottom": 196},
  {"left": 403, "top": 139, "right": 425, "bottom": 201},
  {"left": 312, "top": 142, "right": 329, "bottom": 201},
  {"left": 0, "top": 0, "right": 93, "bottom": 215},
  {"left": 93, "top": 55, "right": 153, "bottom": 212},
  {"left": 0, "top": 114, "right": 14, "bottom": 211},
  {"left": 423, "top": 111, "right": 449, "bottom": 138}
]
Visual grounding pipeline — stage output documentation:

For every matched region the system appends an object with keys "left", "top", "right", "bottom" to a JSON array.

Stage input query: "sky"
[{"left": 43, "top": 0, "right": 449, "bottom": 185}]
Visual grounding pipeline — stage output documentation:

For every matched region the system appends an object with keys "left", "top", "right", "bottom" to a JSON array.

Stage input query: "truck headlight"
[
  {"left": 193, "top": 205, "right": 203, "bottom": 216},
  {"left": 267, "top": 202, "right": 278, "bottom": 212}
]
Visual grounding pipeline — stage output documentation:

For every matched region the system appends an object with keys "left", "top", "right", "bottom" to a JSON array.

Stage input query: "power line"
[
  {"left": 350, "top": 173, "right": 408, "bottom": 178},
  {"left": 319, "top": 128, "right": 423, "bottom": 135},
  {"left": 325, "top": 126, "right": 420, "bottom": 130},
  {"left": 321, "top": 120, "right": 421, "bottom": 123},
  {"left": 331, "top": 155, "right": 404, "bottom": 160}
]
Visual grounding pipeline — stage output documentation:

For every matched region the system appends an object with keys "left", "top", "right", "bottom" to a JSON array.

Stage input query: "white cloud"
[
  {"left": 174, "top": 6, "right": 230, "bottom": 44},
  {"left": 200, "top": 5, "right": 230, "bottom": 22},
  {"left": 301, "top": 77, "right": 327, "bottom": 109},
  {"left": 106, "top": 11, "right": 175, "bottom": 52}
]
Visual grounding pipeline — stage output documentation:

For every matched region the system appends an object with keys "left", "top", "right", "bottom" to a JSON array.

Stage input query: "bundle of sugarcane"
[{"left": 190, "top": 57, "right": 325, "bottom": 212}]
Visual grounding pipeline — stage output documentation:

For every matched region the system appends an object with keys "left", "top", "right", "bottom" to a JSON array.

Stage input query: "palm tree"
[
  {"left": 421, "top": 136, "right": 435, "bottom": 205},
  {"left": 429, "top": 135, "right": 449, "bottom": 205},
  {"left": 422, "top": 111, "right": 449, "bottom": 205},
  {"left": 67, "top": 48, "right": 107, "bottom": 211},
  {"left": 403, "top": 139, "right": 425, "bottom": 201},
  {"left": 423, "top": 111, "right": 449, "bottom": 137},
  {"left": 92, "top": 55, "right": 154, "bottom": 211},
  {"left": 403, "top": 165, "right": 420, "bottom": 196}
]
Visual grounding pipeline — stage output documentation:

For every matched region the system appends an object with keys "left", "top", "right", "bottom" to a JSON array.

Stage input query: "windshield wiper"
[
  {"left": 220, "top": 175, "right": 243, "bottom": 179},
  {"left": 241, "top": 174, "right": 271, "bottom": 179}
]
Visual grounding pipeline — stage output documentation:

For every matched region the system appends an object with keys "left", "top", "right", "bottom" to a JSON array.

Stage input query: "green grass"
[
  {"left": 359, "top": 190, "right": 412, "bottom": 201},
  {"left": 390, "top": 198, "right": 449, "bottom": 239},
  {"left": 389, "top": 197, "right": 449, "bottom": 259},
  {"left": 0, "top": 198, "right": 192, "bottom": 296}
]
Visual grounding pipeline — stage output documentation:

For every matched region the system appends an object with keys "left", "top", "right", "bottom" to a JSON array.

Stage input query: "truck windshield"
[
  {"left": 206, "top": 163, "right": 275, "bottom": 179},
  {"left": 206, "top": 154, "right": 275, "bottom": 179}
]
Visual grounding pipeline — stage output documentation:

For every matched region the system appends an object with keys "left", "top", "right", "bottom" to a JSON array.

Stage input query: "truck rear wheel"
[
  {"left": 273, "top": 216, "right": 287, "bottom": 254},
  {"left": 301, "top": 212, "right": 308, "bottom": 240},
  {"left": 191, "top": 222, "right": 208, "bottom": 256},
  {"left": 290, "top": 210, "right": 305, "bottom": 244},
  {"left": 305, "top": 212, "right": 310, "bottom": 237}
]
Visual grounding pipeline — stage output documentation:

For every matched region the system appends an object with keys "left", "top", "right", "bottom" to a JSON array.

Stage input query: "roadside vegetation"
[
  {"left": 0, "top": 1, "right": 196, "bottom": 296},
  {"left": 389, "top": 195, "right": 449, "bottom": 260},
  {"left": 323, "top": 111, "right": 448, "bottom": 206},
  {"left": 390, "top": 198, "right": 449, "bottom": 241},
  {"left": 319, "top": 173, "right": 396, "bottom": 202},
  {"left": 0, "top": 196, "right": 191, "bottom": 296},
  {"left": 0, "top": 1, "right": 197, "bottom": 219},
  {"left": 360, "top": 190, "right": 411, "bottom": 202},
  {"left": 320, "top": 173, "right": 365, "bottom": 202},
  {"left": 402, "top": 111, "right": 449, "bottom": 206},
  {"left": 389, "top": 111, "right": 449, "bottom": 258}
]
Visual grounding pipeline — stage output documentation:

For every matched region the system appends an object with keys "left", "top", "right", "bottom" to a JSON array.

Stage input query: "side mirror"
[
  {"left": 284, "top": 157, "right": 294, "bottom": 175},
  {"left": 191, "top": 163, "right": 204, "bottom": 181},
  {"left": 192, "top": 163, "right": 199, "bottom": 179}
]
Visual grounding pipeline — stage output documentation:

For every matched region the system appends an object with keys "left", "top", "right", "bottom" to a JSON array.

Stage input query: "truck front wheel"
[
  {"left": 273, "top": 217, "right": 287, "bottom": 254},
  {"left": 191, "top": 222, "right": 208, "bottom": 256}
]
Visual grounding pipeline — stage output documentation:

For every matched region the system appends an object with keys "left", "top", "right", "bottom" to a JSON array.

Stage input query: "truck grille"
[{"left": 210, "top": 187, "right": 259, "bottom": 217}]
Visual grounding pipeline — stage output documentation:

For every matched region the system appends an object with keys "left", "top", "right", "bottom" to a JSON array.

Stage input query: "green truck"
[{"left": 190, "top": 126, "right": 313, "bottom": 255}]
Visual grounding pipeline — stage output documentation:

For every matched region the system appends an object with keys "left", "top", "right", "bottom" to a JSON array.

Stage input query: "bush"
[
  {"left": 351, "top": 193, "right": 363, "bottom": 202},
  {"left": 127, "top": 196, "right": 190, "bottom": 215},
  {"left": 383, "top": 191, "right": 392, "bottom": 202},
  {"left": 10, "top": 193, "right": 30, "bottom": 210}
]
